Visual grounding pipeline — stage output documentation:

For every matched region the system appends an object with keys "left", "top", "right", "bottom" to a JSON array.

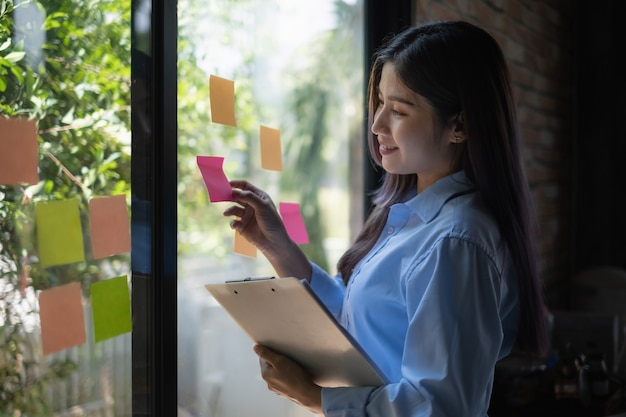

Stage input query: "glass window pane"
[
  {"left": 177, "top": 1, "right": 364, "bottom": 416},
  {"left": 1, "top": 0, "right": 132, "bottom": 415}
]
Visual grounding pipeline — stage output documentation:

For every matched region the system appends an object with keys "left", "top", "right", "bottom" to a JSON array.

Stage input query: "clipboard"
[{"left": 205, "top": 277, "right": 389, "bottom": 388}]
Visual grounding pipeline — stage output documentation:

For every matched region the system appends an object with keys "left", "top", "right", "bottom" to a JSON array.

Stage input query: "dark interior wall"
[
  {"left": 411, "top": 1, "right": 576, "bottom": 303},
  {"left": 363, "top": 0, "right": 413, "bottom": 217},
  {"left": 363, "top": 1, "right": 626, "bottom": 307},
  {"left": 573, "top": 1, "right": 626, "bottom": 273}
]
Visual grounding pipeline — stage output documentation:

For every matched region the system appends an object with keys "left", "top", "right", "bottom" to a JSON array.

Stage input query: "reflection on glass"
[
  {"left": 177, "top": 0, "right": 363, "bottom": 416},
  {"left": 1, "top": 0, "right": 132, "bottom": 415}
]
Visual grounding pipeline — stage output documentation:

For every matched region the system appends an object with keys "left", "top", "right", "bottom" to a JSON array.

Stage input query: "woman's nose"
[{"left": 371, "top": 107, "right": 388, "bottom": 136}]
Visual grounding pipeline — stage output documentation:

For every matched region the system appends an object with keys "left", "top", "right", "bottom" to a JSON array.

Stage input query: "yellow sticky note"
[
  {"left": 260, "top": 125, "right": 283, "bottom": 171},
  {"left": 89, "top": 195, "right": 131, "bottom": 259},
  {"left": 234, "top": 230, "right": 257, "bottom": 258},
  {"left": 39, "top": 282, "right": 86, "bottom": 355},
  {"left": 209, "top": 75, "right": 237, "bottom": 127},
  {"left": 91, "top": 275, "right": 132, "bottom": 343},
  {"left": 35, "top": 199, "right": 85, "bottom": 267},
  {"left": 0, "top": 117, "right": 39, "bottom": 185}
]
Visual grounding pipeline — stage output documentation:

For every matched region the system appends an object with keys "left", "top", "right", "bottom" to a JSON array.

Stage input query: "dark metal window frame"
[{"left": 130, "top": 1, "right": 411, "bottom": 415}]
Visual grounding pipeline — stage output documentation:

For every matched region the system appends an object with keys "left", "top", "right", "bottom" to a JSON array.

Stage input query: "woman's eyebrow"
[
  {"left": 376, "top": 87, "right": 415, "bottom": 106},
  {"left": 387, "top": 95, "right": 415, "bottom": 106}
]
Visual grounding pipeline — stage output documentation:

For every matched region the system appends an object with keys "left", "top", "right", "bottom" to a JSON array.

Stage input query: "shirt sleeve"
[
  {"left": 307, "top": 261, "right": 346, "bottom": 318},
  {"left": 321, "top": 236, "right": 510, "bottom": 417}
]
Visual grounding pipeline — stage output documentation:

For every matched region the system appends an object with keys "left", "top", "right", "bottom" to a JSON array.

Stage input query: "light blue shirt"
[{"left": 309, "top": 171, "right": 520, "bottom": 417}]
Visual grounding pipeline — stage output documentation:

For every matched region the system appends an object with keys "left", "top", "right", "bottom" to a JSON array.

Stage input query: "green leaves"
[
  {"left": 3, "top": 50, "right": 24, "bottom": 63},
  {"left": 1, "top": 0, "right": 131, "bottom": 413}
]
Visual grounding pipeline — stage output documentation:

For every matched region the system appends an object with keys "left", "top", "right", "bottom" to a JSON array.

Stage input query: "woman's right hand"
[
  {"left": 223, "top": 180, "right": 313, "bottom": 281},
  {"left": 223, "top": 180, "right": 291, "bottom": 254}
]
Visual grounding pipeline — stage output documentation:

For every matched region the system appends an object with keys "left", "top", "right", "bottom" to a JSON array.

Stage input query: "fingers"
[
  {"left": 230, "top": 179, "right": 258, "bottom": 192},
  {"left": 255, "top": 345, "right": 277, "bottom": 384},
  {"left": 230, "top": 180, "right": 264, "bottom": 201},
  {"left": 253, "top": 344, "right": 276, "bottom": 365},
  {"left": 222, "top": 180, "right": 263, "bottom": 222},
  {"left": 231, "top": 189, "right": 265, "bottom": 212},
  {"left": 222, "top": 205, "right": 245, "bottom": 219},
  {"left": 253, "top": 344, "right": 321, "bottom": 413}
]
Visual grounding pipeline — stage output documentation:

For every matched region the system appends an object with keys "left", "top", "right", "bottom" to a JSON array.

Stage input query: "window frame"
[{"left": 129, "top": 1, "right": 412, "bottom": 415}]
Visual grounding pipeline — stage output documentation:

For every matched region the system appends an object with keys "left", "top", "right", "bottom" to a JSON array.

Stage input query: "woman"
[{"left": 223, "top": 20, "right": 548, "bottom": 417}]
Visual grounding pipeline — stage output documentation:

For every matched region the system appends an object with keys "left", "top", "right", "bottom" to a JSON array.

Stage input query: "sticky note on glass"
[
  {"left": 89, "top": 194, "right": 131, "bottom": 259},
  {"left": 39, "top": 282, "right": 86, "bottom": 355},
  {"left": 91, "top": 275, "right": 132, "bottom": 343},
  {"left": 196, "top": 156, "right": 234, "bottom": 202},
  {"left": 209, "top": 75, "right": 237, "bottom": 127},
  {"left": 260, "top": 125, "right": 283, "bottom": 171},
  {"left": 35, "top": 199, "right": 85, "bottom": 267},
  {"left": 233, "top": 230, "right": 257, "bottom": 257},
  {"left": 0, "top": 117, "right": 39, "bottom": 185},
  {"left": 279, "top": 202, "right": 309, "bottom": 244}
]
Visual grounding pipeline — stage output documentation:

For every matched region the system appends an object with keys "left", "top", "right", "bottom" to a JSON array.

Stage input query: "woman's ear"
[{"left": 449, "top": 112, "right": 466, "bottom": 144}]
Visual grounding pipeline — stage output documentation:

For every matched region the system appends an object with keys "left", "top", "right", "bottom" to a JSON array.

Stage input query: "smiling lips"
[{"left": 379, "top": 142, "right": 398, "bottom": 155}]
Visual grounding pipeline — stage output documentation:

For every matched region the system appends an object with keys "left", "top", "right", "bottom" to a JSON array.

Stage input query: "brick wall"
[{"left": 412, "top": 0, "right": 576, "bottom": 304}]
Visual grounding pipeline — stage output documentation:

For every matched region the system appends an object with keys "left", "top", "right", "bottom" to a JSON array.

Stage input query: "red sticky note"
[
  {"left": 39, "top": 282, "right": 86, "bottom": 355},
  {"left": 89, "top": 194, "right": 131, "bottom": 259},
  {"left": 279, "top": 202, "right": 309, "bottom": 244},
  {"left": 0, "top": 117, "right": 39, "bottom": 185},
  {"left": 196, "top": 156, "right": 234, "bottom": 202}
]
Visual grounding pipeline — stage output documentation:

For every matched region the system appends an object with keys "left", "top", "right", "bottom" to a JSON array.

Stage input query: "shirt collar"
[{"left": 404, "top": 170, "right": 476, "bottom": 223}]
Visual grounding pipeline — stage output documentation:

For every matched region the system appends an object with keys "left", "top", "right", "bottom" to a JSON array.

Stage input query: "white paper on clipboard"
[{"left": 204, "top": 277, "right": 389, "bottom": 388}]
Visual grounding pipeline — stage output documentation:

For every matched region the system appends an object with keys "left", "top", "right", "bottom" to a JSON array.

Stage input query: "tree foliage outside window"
[
  {"left": 0, "top": 0, "right": 364, "bottom": 414},
  {"left": 176, "top": 1, "right": 364, "bottom": 416},
  {"left": 177, "top": 0, "right": 364, "bottom": 273},
  {"left": 1, "top": 0, "right": 132, "bottom": 414}
]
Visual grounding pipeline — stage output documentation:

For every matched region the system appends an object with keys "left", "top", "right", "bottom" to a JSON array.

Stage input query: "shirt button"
[{"left": 387, "top": 227, "right": 394, "bottom": 235}]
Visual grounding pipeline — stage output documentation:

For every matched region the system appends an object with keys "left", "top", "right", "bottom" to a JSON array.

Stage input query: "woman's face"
[{"left": 371, "top": 62, "right": 457, "bottom": 192}]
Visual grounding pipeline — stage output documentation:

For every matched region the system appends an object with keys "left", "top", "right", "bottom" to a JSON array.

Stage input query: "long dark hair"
[{"left": 337, "top": 21, "right": 548, "bottom": 355}]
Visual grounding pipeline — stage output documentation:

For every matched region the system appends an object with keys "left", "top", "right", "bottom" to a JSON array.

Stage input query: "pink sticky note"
[
  {"left": 0, "top": 117, "right": 39, "bottom": 185},
  {"left": 196, "top": 156, "right": 234, "bottom": 202},
  {"left": 39, "top": 282, "right": 86, "bottom": 355},
  {"left": 89, "top": 194, "right": 131, "bottom": 259},
  {"left": 279, "top": 202, "right": 309, "bottom": 244}
]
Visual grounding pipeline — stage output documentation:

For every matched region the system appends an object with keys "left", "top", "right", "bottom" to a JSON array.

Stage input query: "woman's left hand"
[{"left": 253, "top": 344, "right": 323, "bottom": 415}]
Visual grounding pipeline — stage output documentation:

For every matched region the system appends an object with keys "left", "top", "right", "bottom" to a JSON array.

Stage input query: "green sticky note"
[
  {"left": 91, "top": 275, "right": 132, "bottom": 343},
  {"left": 35, "top": 199, "right": 85, "bottom": 267}
]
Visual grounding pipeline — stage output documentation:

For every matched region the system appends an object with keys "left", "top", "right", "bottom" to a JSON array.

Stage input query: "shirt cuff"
[{"left": 322, "top": 386, "right": 375, "bottom": 417}]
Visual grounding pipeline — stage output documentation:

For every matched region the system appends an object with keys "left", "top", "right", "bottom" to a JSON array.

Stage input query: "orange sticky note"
[
  {"left": 39, "top": 282, "right": 86, "bottom": 355},
  {"left": 234, "top": 230, "right": 257, "bottom": 258},
  {"left": 260, "top": 125, "right": 283, "bottom": 171},
  {"left": 0, "top": 117, "right": 39, "bottom": 185},
  {"left": 209, "top": 75, "right": 237, "bottom": 127},
  {"left": 35, "top": 199, "right": 85, "bottom": 267},
  {"left": 89, "top": 194, "right": 131, "bottom": 259},
  {"left": 279, "top": 202, "right": 309, "bottom": 244}
]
